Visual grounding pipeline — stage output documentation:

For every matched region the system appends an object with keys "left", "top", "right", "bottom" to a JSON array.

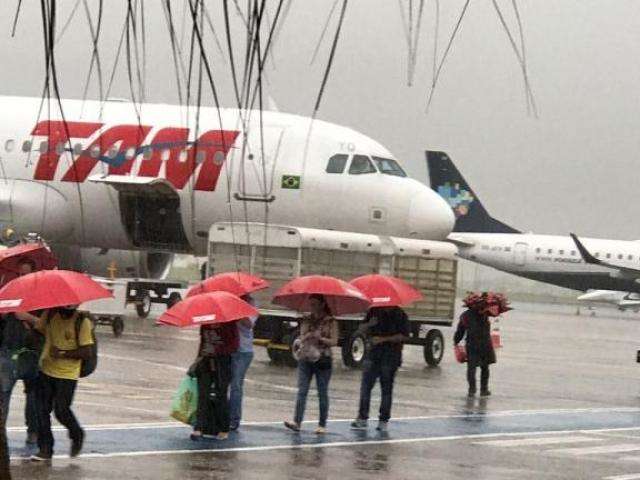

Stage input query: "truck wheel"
[
  {"left": 167, "top": 292, "right": 182, "bottom": 309},
  {"left": 424, "top": 329, "right": 444, "bottom": 366},
  {"left": 112, "top": 317, "right": 124, "bottom": 337},
  {"left": 281, "top": 333, "right": 299, "bottom": 368},
  {"left": 136, "top": 291, "right": 152, "bottom": 318},
  {"left": 342, "top": 332, "right": 368, "bottom": 368}
]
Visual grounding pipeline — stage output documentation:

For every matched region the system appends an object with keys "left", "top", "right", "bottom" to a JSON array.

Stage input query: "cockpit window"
[
  {"left": 348, "top": 155, "right": 377, "bottom": 175},
  {"left": 372, "top": 156, "right": 407, "bottom": 177},
  {"left": 326, "top": 154, "right": 348, "bottom": 174}
]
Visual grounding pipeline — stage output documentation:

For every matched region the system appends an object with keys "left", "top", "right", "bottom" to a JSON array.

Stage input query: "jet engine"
[{"left": 50, "top": 245, "right": 173, "bottom": 279}]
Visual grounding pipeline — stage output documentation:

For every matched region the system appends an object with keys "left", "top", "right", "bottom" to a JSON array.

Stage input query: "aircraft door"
[
  {"left": 234, "top": 126, "right": 285, "bottom": 203},
  {"left": 513, "top": 242, "right": 528, "bottom": 266}
]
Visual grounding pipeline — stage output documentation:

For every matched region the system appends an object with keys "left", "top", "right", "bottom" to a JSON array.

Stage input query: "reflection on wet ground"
[{"left": 6, "top": 302, "right": 640, "bottom": 479}]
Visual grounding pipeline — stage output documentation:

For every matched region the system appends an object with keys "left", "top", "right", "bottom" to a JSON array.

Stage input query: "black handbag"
[{"left": 12, "top": 348, "right": 39, "bottom": 381}]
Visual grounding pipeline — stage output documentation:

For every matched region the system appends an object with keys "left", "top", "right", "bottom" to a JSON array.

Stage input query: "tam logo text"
[{"left": 30, "top": 121, "right": 240, "bottom": 191}]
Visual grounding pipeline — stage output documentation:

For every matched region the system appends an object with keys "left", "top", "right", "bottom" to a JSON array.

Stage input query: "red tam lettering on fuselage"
[
  {"left": 61, "top": 124, "right": 151, "bottom": 182},
  {"left": 193, "top": 129, "right": 240, "bottom": 191},
  {"left": 138, "top": 127, "right": 189, "bottom": 180},
  {"left": 31, "top": 120, "right": 103, "bottom": 181},
  {"left": 31, "top": 121, "right": 240, "bottom": 191}
]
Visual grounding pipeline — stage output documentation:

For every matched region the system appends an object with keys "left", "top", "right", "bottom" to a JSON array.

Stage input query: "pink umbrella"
[
  {"left": 186, "top": 271, "right": 269, "bottom": 298},
  {"left": 350, "top": 274, "right": 423, "bottom": 307},
  {"left": 272, "top": 275, "right": 371, "bottom": 316},
  {"left": 157, "top": 291, "right": 258, "bottom": 328},
  {"left": 0, "top": 270, "right": 112, "bottom": 313}
]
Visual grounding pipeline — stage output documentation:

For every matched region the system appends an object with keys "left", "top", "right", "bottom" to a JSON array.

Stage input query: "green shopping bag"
[{"left": 170, "top": 376, "right": 198, "bottom": 425}]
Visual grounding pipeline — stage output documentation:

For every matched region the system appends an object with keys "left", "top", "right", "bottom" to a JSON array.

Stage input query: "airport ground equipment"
[
  {"left": 207, "top": 223, "right": 458, "bottom": 367},
  {"left": 82, "top": 277, "right": 187, "bottom": 336},
  {"left": 125, "top": 279, "right": 186, "bottom": 318}
]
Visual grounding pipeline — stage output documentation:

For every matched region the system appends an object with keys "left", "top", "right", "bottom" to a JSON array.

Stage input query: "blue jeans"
[
  {"left": 0, "top": 354, "right": 39, "bottom": 434},
  {"left": 294, "top": 359, "right": 332, "bottom": 427},
  {"left": 229, "top": 351, "right": 254, "bottom": 428},
  {"left": 357, "top": 358, "right": 398, "bottom": 422}
]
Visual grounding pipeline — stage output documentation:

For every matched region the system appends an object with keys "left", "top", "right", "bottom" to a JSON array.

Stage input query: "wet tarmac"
[{"left": 6, "top": 302, "right": 640, "bottom": 479}]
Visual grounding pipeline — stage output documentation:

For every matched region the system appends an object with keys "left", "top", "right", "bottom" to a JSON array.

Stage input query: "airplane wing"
[
  {"left": 571, "top": 233, "right": 640, "bottom": 279},
  {"left": 446, "top": 234, "right": 476, "bottom": 247}
]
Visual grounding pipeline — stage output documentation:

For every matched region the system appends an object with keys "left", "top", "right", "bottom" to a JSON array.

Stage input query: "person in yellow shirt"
[{"left": 28, "top": 306, "right": 93, "bottom": 462}]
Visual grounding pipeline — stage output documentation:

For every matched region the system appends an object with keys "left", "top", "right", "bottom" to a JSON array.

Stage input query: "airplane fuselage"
[
  {"left": 454, "top": 233, "right": 640, "bottom": 293},
  {"left": 0, "top": 96, "right": 453, "bottom": 255}
]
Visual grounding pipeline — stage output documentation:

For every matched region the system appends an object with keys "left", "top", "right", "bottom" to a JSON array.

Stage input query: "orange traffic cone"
[{"left": 491, "top": 319, "right": 502, "bottom": 349}]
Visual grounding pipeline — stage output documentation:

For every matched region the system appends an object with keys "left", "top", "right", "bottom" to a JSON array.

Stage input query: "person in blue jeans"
[
  {"left": 229, "top": 294, "right": 257, "bottom": 431},
  {"left": 0, "top": 258, "right": 42, "bottom": 445},
  {"left": 350, "top": 306, "right": 410, "bottom": 432},
  {"left": 284, "top": 295, "right": 338, "bottom": 434}
]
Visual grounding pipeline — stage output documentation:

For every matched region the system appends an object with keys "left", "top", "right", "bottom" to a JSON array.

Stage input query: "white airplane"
[
  {"left": 427, "top": 151, "right": 640, "bottom": 296},
  {"left": 577, "top": 290, "right": 640, "bottom": 311},
  {"left": 0, "top": 96, "right": 454, "bottom": 278}
]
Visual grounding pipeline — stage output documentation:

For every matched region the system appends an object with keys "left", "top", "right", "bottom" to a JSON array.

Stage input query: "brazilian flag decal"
[{"left": 281, "top": 175, "right": 301, "bottom": 189}]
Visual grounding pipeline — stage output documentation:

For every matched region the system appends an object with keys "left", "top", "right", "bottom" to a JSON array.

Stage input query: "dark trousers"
[
  {"left": 358, "top": 359, "right": 398, "bottom": 422},
  {"left": 196, "top": 355, "right": 232, "bottom": 435},
  {"left": 0, "top": 402, "right": 10, "bottom": 480},
  {"left": 294, "top": 360, "right": 332, "bottom": 427},
  {"left": 23, "top": 377, "right": 40, "bottom": 435},
  {"left": 37, "top": 373, "right": 83, "bottom": 454},
  {"left": 467, "top": 363, "right": 490, "bottom": 392}
]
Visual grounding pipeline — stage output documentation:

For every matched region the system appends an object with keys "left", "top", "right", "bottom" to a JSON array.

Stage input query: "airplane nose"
[{"left": 407, "top": 187, "right": 455, "bottom": 240}]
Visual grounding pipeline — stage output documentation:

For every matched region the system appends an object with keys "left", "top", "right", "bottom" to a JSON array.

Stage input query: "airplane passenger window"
[
  {"left": 142, "top": 147, "right": 152, "bottom": 160},
  {"left": 90, "top": 145, "right": 101, "bottom": 158},
  {"left": 571, "top": 250, "right": 576, "bottom": 256},
  {"left": 21, "top": 140, "right": 32, "bottom": 152},
  {"left": 55, "top": 142, "right": 65, "bottom": 155},
  {"left": 125, "top": 147, "right": 136, "bottom": 160},
  {"left": 214, "top": 151, "right": 225, "bottom": 165},
  {"left": 547, "top": 249, "right": 553, "bottom": 254},
  {"left": 326, "top": 154, "right": 348, "bottom": 174},
  {"left": 196, "top": 151, "right": 206, "bottom": 164},
  {"left": 595, "top": 252, "right": 600, "bottom": 258},
  {"left": 618, "top": 254, "right": 623, "bottom": 260},
  {"left": 38, "top": 141, "right": 49, "bottom": 153},
  {"left": 559, "top": 249, "right": 564, "bottom": 255},
  {"left": 161, "top": 149, "right": 171, "bottom": 161},
  {"left": 629, "top": 255, "right": 633, "bottom": 261},
  {"left": 535, "top": 248, "right": 540, "bottom": 253},
  {"left": 348, "top": 155, "right": 376, "bottom": 175},
  {"left": 73, "top": 143, "right": 83, "bottom": 155},
  {"left": 372, "top": 156, "right": 407, "bottom": 177},
  {"left": 4, "top": 139, "right": 14, "bottom": 152},
  {"left": 179, "top": 150, "right": 188, "bottom": 163},
  {"left": 606, "top": 253, "right": 611, "bottom": 259},
  {"left": 504, "top": 247, "right": 511, "bottom": 252}
]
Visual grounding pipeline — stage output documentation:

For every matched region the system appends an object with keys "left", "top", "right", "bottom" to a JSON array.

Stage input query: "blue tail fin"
[{"left": 426, "top": 151, "right": 520, "bottom": 234}]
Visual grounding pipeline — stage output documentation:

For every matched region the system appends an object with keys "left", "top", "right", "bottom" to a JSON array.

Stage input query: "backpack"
[{"left": 75, "top": 315, "right": 98, "bottom": 378}]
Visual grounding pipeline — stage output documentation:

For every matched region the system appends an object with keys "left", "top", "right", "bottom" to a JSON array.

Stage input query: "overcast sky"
[{"left": 1, "top": 0, "right": 639, "bottom": 241}]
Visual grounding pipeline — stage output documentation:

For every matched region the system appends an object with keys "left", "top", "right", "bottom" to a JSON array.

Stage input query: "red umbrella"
[
  {"left": 0, "top": 270, "right": 112, "bottom": 313},
  {"left": 186, "top": 271, "right": 269, "bottom": 298},
  {"left": 272, "top": 275, "right": 371, "bottom": 316},
  {"left": 0, "top": 243, "right": 58, "bottom": 288},
  {"left": 157, "top": 291, "right": 259, "bottom": 328},
  {"left": 350, "top": 274, "right": 423, "bottom": 307}
]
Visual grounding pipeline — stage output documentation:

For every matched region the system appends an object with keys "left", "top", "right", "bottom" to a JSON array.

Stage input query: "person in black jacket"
[{"left": 453, "top": 296, "right": 499, "bottom": 397}]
